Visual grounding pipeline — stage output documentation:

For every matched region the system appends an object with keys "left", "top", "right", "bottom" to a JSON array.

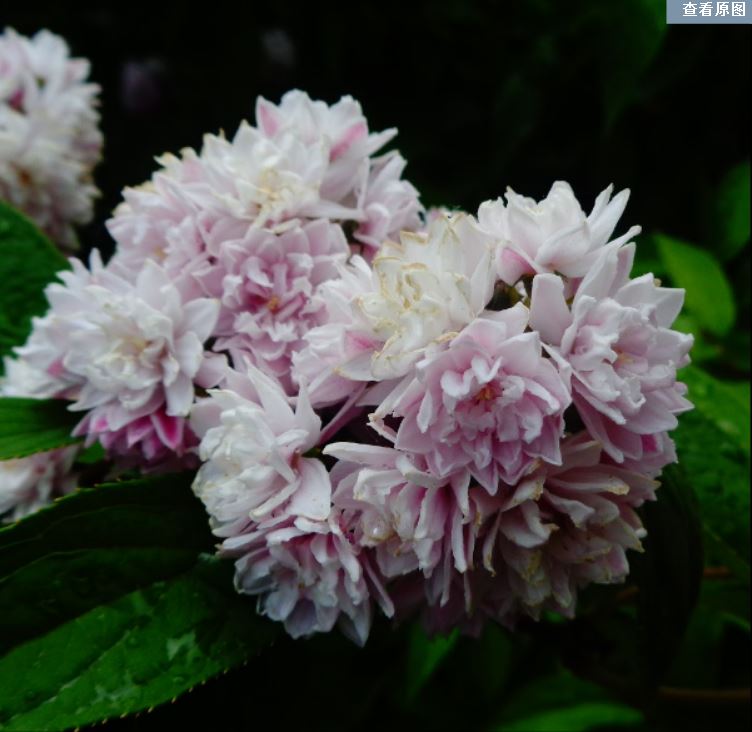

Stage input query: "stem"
[{"left": 317, "top": 383, "right": 368, "bottom": 445}]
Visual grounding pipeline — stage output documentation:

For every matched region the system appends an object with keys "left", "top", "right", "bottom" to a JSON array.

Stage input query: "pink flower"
[
  {"left": 209, "top": 219, "right": 349, "bottom": 392},
  {"left": 191, "top": 363, "right": 395, "bottom": 644},
  {"left": 372, "top": 303, "right": 571, "bottom": 488},
  {"left": 416, "top": 434, "right": 657, "bottom": 633},
  {"left": 191, "top": 363, "right": 331, "bottom": 537},
  {"left": 294, "top": 212, "right": 498, "bottom": 401},
  {"left": 255, "top": 90, "right": 397, "bottom": 205},
  {"left": 530, "top": 244, "right": 693, "bottom": 462},
  {"left": 0, "top": 350, "right": 80, "bottom": 520},
  {"left": 0, "top": 445, "right": 79, "bottom": 521},
  {"left": 291, "top": 254, "right": 381, "bottom": 408},
  {"left": 325, "top": 444, "right": 493, "bottom": 607},
  {"left": 226, "top": 514, "right": 389, "bottom": 645},
  {"left": 353, "top": 151, "right": 423, "bottom": 258},
  {"left": 14, "top": 254, "right": 221, "bottom": 467},
  {"left": 478, "top": 182, "right": 640, "bottom": 285},
  {"left": 0, "top": 28, "right": 102, "bottom": 248}
]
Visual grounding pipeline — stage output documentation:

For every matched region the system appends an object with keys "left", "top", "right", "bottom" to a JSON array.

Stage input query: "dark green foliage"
[
  {"left": 0, "top": 397, "right": 82, "bottom": 460},
  {"left": 0, "top": 202, "right": 67, "bottom": 371},
  {"left": 0, "top": 476, "right": 276, "bottom": 731}
]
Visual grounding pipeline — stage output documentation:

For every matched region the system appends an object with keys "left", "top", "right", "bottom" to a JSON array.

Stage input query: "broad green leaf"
[
  {"left": 0, "top": 202, "right": 68, "bottom": 371},
  {"left": 714, "top": 161, "right": 751, "bottom": 261},
  {"left": 0, "top": 474, "right": 214, "bottom": 651},
  {"left": 0, "top": 473, "right": 208, "bottom": 557},
  {"left": 656, "top": 234, "right": 735, "bottom": 336},
  {"left": 403, "top": 625, "right": 459, "bottom": 701},
  {"left": 0, "top": 397, "right": 81, "bottom": 460},
  {"left": 492, "top": 667, "right": 643, "bottom": 731},
  {"left": 0, "top": 556, "right": 276, "bottom": 732},
  {"left": 0, "top": 548, "right": 199, "bottom": 656},
  {"left": 630, "top": 465, "right": 703, "bottom": 687},
  {"left": 0, "top": 474, "right": 276, "bottom": 730}
]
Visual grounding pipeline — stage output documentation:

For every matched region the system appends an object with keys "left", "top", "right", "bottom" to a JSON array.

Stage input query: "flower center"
[
  {"left": 266, "top": 295, "right": 281, "bottom": 312},
  {"left": 474, "top": 384, "right": 497, "bottom": 402}
]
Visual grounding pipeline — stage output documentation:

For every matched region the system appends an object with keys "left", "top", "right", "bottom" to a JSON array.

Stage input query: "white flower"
[
  {"left": 353, "top": 212, "right": 498, "bottom": 379},
  {"left": 0, "top": 28, "right": 101, "bottom": 247},
  {"left": 255, "top": 89, "right": 396, "bottom": 203},
  {"left": 353, "top": 151, "right": 423, "bottom": 255},
  {"left": 293, "top": 212, "right": 498, "bottom": 396},
  {"left": 191, "top": 363, "right": 331, "bottom": 537},
  {"left": 478, "top": 181, "right": 640, "bottom": 284}
]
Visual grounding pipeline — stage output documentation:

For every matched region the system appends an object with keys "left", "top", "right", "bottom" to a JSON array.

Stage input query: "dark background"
[
  {"left": 4, "top": 1, "right": 750, "bottom": 256},
  {"left": 2, "top": 2, "right": 749, "bottom": 731}
]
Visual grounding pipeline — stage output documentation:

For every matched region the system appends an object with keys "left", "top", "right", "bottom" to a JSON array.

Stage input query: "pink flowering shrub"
[{"left": 1, "top": 89, "right": 693, "bottom": 645}]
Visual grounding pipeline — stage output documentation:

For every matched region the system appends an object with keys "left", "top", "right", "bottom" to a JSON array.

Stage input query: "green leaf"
[
  {"left": 630, "top": 465, "right": 704, "bottom": 687},
  {"left": 681, "top": 366, "right": 750, "bottom": 456},
  {"left": 672, "top": 314, "right": 722, "bottom": 365},
  {"left": 656, "top": 234, "right": 736, "bottom": 337},
  {"left": 673, "top": 409, "right": 750, "bottom": 573},
  {"left": 403, "top": 625, "right": 459, "bottom": 701},
  {"left": 0, "top": 201, "right": 68, "bottom": 371},
  {"left": 492, "top": 667, "right": 643, "bottom": 731},
  {"left": 598, "top": 0, "right": 667, "bottom": 128},
  {"left": 666, "top": 577, "right": 750, "bottom": 689},
  {"left": 0, "top": 474, "right": 214, "bottom": 649},
  {"left": 714, "top": 161, "right": 750, "bottom": 261},
  {"left": 0, "top": 474, "right": 277, "bottom": 730},
  {"left": 675, "top": 367, "right": 749, "bottom": 575},
  {"left": 0, "top": 556, "right": 276, "bottom": 732},
  {"left": 0, "top": 397, "right": 81, "bottom": 460}
]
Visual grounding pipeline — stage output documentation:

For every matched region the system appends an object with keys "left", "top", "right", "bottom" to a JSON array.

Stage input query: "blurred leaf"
[
  {"left": 491, "top": 666, "right": 643, "bottom": 731},
  {"left": 74, "top": 441, "right": 106, "bottom": 465},
  {"left": 0, "top": 397, "right": 81, "bottom": 460},
  {"left": 403, "top": 625, "right": 459, "bottom": 701},
  {"left": 656, "top": 234, "right": 736, "bottom": 337},
  {"left": 631, "top": 465, "right": 704, "bottom": 687},
  {"left": 0, "top": 202, "right": 68, "bottom": 372},
  {"left": 597, "top": 0, "right": 667, "bottom": 128},
  {"left": 673, "top": 314, "right": 722, "bottom": 364},
  {"left": 714, "top": 161, "right": 751, "bottom": 261},
  {"left": 665, "top": 577, "right": 750, "bottom": 689},
  {"left": 631, "top": 234, "right": 667, "bottom": 279},
  {"left": 0, "top": 556, "right": 276, "bottom": 732}
]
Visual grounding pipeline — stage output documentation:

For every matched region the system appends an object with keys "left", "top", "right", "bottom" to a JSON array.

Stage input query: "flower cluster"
[
  {"left": 0, "top": 28, "right": 102, "bottom": 247},
  {"left": 2, "top": 87, "right": 693, "bottom": 644},
  {"left": 188, "top": 180, "right": 691, "bottom": 642},
  {"left": 2, "top": 89, "right": 422, "bottom": 476}
]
